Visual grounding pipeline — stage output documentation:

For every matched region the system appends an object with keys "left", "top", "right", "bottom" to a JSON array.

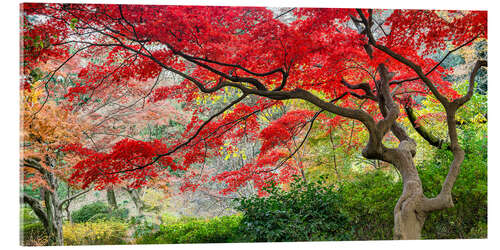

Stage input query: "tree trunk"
[
  {"left": 126, "top": 188, "right": 144, "bottom": 216},
  {"left": 43, "top": 187, "right": 64, "bottom": 246},
  {"left": 21, "top": 162, "right": 65, "bottom": 246},
  {"left": 393, "top": 180, "right": 427, "bottom": 240},
  {"left": 38, "top": 159, "right": 64, "bottom": 246},
  {"left": 106, "top": 188, "right": 118, "bottom": 211},
  {"left": 388, "top": 141, "right": 428, "bottom": 240}
]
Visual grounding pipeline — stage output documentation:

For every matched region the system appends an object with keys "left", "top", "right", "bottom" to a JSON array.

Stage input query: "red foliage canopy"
[{"left": 21, "top": 4, "right": 487, "bottom": 194}]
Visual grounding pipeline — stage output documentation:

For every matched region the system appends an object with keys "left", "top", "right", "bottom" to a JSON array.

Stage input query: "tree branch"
[
  {"left": 404, "top": 104, "right": 448, "bottom": 150},
  {"left": 21, "top": 193, "right": 49, "bottom": 229},
  {"left": 389, "top": 34, "right": 482, "bottom": 86},
  {"left": 58, "top": 188, "right": 92, "bottom": 210},
  {"left": 356, "top": 9, "right": 450, "bottom": 106},
  {"left": 341, "top": 78, "right": 378, "bottom": 101},
  {"left": 454, "top": 60, "right": 487, "bottom": 106}
]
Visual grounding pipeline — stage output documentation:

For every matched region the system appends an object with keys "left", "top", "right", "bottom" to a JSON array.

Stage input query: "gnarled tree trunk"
[
  {"left": 393, "top": 179, "right": 427, "bottom": 240},
  {"left": 384, "top": 140, "right": 427, "bottom": 240}
]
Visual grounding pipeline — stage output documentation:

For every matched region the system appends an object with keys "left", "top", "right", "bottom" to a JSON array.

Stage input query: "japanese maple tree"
[{"left": 21, "top": 3, "right": 487, "bottom": 240}]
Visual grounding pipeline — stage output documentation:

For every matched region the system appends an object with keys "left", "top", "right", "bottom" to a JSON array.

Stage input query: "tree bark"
[
  {"left": 382, "top": 141, "right": 427, "bottom": 240},
  {"left": 126, "top": 188, "right": 144, "bottom": 216},
  {"left": 393, "top": 184, "right": 426, "bottom": 240},
  {"left": 42, "top": 174, "right": 64, "bottom": 246},
  {"left": 391, "top": 160, "right": 426, "bottom": 239},
  {"left": 106, "top": 188, "right": 118, "bottom": 211}
]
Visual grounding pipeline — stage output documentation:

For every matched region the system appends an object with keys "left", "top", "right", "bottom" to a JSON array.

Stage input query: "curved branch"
[
  {"left": 58, "top": 189, "right": 91, "bottom": 210},
  {"left": 341, "top": 78, "right": 378, "bottom": 101},
  {"left": 404, "top": 105, "right": 448, "bottom": 150},
  {"left": 454, "top": 60, "right": 487, "bottom": 106},
  {"left": 177, "top": 53, "right": 285, "bottom": 78},
  {"left": 21, "top": 193, "right": 49, "bottom": 229},
  {"left": 390, "top": 34, "right": 482, "bottom": 86},
  {"left": 22, "top": 158, "right": 48, "bottom": 175},
  {"left": 168, "top": 46, "right": 269, "bottom": 90}
]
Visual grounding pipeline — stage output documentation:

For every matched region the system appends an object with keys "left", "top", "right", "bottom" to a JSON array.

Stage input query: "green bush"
[
  {"left": 21, "top": 206, "right": 40, "bottom": 225},
  {"left": 419, "top": 148, "right": 487, "bottom": 239},
  {"left": 466, "top": 222, "right": 487, "bottom": 239},
  {"left": 72, "top": 201, "right": 129, "bottom": 223},
  {"left": 63, "top": 220, "right": 128, "bottom": 245},
  {"left": 340, "top": 170, "right": 401, "bottom": 240},
  {"left": 72, "top": 202, "right": 109, "bottom": 223},
  {"left": 236, "top": 178, "right": 352, "bottom": 242},
  {"left": 112, "top": 207, "right": 130, "bottom": 219},
  {"left": 88, "top": 208, "right": 129, "bottom": 222},
  {"left": 136, "top": 215, "right": 242, "bottom": 244}
]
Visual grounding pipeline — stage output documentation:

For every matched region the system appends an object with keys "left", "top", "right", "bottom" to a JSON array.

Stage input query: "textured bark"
[
  {"left": 393, "top": 188, "right": 426, "bottom": 240},
  {"left": 385, "top": 141, "right": 427, "bottom": 239},
  {"left": 391, "top": 146, "right": 426, "bottom": 239},
  {"left": 41, "top": 168, "right": 64, "bottom": 246}
]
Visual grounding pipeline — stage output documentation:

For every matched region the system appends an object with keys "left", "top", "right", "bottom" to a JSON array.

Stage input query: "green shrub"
[
  {"left": 466, "top": 222, "right": 487, "bottom": 238},
  {"left": 419, "top": 147, "right": 487, "bottom": 239},
  {"left": 111, "top": 207, "right": 129, "bottom": 220},
  {"left": 72, "top": 201, "right": 129, "bottom": 223},
  {"left": 136, "top": 215, "right": 242, "bottom": 244},
  {"left": 21, "top": 206, "right": 40, "bottom": 225},
  {"left": 87, "top": 208, "right": 129, "bottom": 222},
  {"left": 236, "top": 178, "right": 352, "bottom": 242},
  {"left": 63, "top": 220, "right": 128, "bottom": 245},
  {"left": 72, "top": 202, "right": 109, "bottom": 223},
  {"left": 340, "top": 170, "right": 401, "bottom": 240}
]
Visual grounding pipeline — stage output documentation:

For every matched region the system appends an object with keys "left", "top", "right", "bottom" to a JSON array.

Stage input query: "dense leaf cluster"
[{"left": 236, "top": 178, "right": 352, "bottom": 242}]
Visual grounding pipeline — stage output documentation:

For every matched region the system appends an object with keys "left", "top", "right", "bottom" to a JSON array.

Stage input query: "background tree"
[{"left": 20, "top": 83, "right": 91, "bottom": 245}]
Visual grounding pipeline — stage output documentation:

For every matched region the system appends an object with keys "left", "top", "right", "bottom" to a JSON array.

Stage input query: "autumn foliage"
[{"left": 20, "top": 4, "right": 486, "bottom": 200}]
